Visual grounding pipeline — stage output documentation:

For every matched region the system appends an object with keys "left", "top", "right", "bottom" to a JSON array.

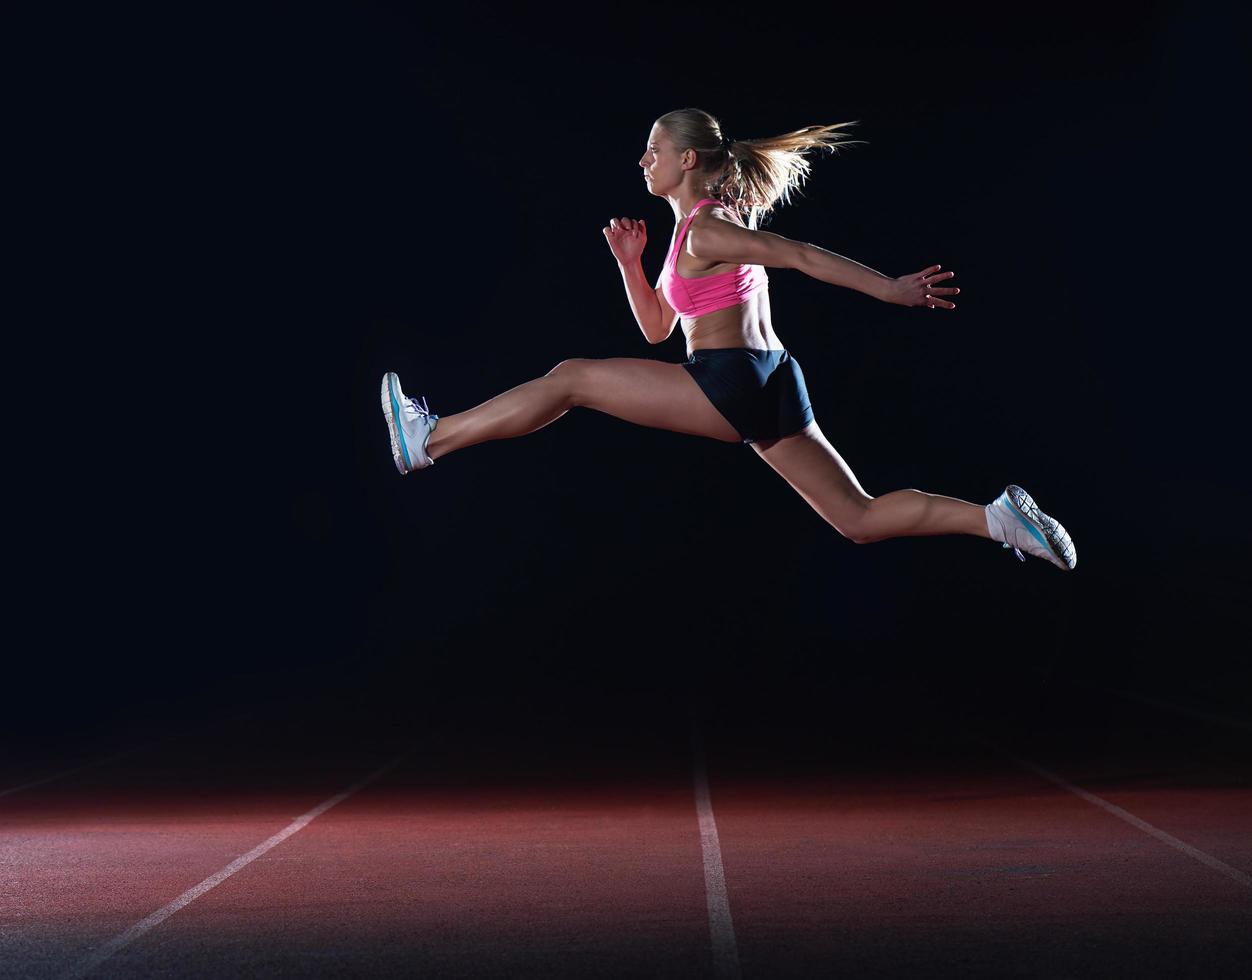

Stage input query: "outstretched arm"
[
  {"left": 799, "top": 246, "right": 958, "bottom": 309},
  {"left": 792, "top": 242, "right": 896, "bottom": 301},
  {"left": 687, "top": 216, "right": 959, "bottom": 309}
]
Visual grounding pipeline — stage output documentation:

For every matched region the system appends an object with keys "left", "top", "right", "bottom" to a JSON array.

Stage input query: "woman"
[{"left": 381, "top": 108, "right": 1076, "bottom": 570}]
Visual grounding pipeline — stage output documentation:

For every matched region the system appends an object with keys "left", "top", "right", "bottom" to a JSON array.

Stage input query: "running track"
[{"left": 2, "top": 669, "right": 1249, "bottom": 978}]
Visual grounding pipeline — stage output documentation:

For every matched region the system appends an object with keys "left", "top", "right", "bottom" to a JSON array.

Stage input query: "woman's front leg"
[
  {"left": 426, "top": 356, "right": 741, "bottom": 461},
  {"left": 425, "top": 369, "right": 575, "bottom": 461}
]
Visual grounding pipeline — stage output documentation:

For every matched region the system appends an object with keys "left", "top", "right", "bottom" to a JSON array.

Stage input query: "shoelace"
[{"left": 406, "top": 394, "right": 435, "bottom": 420}]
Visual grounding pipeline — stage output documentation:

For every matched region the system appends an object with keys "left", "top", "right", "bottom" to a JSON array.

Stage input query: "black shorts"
[{"left": 681, "top": 347, "right": 815, "bottom": 444}]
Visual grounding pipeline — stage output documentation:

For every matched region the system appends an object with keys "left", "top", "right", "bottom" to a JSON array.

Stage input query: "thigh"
[
  {"left": 752, "top": 350, "right": 815, "bottom": 443},
  {"left": 555, "top": 357, "right": 742, "bottom": 443},
  {"left": 751, "top": 420, "right": 875, "bottom": 537}
]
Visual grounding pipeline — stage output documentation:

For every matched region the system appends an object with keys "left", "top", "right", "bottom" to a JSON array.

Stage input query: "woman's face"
[{"left": 639, "top": 125, "right": 679, "bottom": 195}]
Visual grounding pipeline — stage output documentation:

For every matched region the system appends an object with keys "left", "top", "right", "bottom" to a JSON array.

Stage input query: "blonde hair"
[{"left": 655, "top": 107, "right": 866, "bottom": 230}]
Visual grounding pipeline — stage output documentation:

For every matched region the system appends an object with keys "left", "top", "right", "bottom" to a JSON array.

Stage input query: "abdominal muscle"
[{"left": 682, "top": 286, "right": 783, "bottom": 356}]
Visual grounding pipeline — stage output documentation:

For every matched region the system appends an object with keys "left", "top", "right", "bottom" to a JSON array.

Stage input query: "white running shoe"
[
  {"left": 381, "top": 372, "right": 439, "bottom": 474},
  {"left": 985, "top": 485, "right": 1077, "bottom": 570}
]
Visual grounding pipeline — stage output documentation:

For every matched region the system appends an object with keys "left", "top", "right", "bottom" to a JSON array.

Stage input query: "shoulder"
[
  {"left": 685, "top": 204, "right": 746, "bottom": 249},
  {"left": 686, "top": 204, "right": 749, "bottom": 245},
  {"left": 685, "top": 203, "right": 794, "bottom": 268},
  {"left": 692, "top": 201, "right": 744, "bottom": 226}
]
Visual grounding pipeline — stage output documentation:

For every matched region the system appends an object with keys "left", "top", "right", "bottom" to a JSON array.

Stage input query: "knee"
[
  {"left": 844, "top": 501, "right": 878, "bottom": 545},
  {"left": 821, "top": 514, "right": 874, "bottom": 545},
  {"left": 547, "top": 358, "right": 589, "bottom": 380},
  {"left": 546, "top": 358, "right": 588, "bottom": 407}
]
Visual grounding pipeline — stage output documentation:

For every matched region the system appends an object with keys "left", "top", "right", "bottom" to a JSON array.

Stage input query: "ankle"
[{"left": 424, "top": 417, "right": 443, "bottom": 458}]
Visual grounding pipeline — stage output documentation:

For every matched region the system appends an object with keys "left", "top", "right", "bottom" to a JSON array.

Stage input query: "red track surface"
[{"left": 2, "top": 679, "right": 1249, "bottom": 978}]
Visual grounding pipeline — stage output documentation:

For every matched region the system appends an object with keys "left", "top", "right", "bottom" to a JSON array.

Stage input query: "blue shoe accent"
[
  {"left": 381, "top": 372, "right": 438, "bottom": 474},
  {"left": 988, "top": 485, "right": 1077, "bottom": 571},
  {"left": 388, "top": 376, "right": 413, "bottom": 469}
]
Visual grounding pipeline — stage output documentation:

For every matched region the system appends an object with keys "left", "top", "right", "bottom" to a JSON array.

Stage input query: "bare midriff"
[{"left": 675, "top": 255, "right": 783, "bottom": 356}]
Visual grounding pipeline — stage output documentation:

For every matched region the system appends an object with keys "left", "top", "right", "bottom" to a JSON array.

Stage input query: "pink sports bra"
[{"left": 659, "top": 198, "right": 769, "bottom": 318}]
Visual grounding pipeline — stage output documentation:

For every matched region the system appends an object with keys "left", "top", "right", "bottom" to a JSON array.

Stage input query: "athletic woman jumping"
[{"left": 381, "top": 108, "right": 1076, "bottom": 570}]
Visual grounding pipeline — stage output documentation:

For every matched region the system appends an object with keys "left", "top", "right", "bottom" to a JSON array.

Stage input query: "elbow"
[{"left": 787, "top": 240, "right": 809, "bottom": 274}]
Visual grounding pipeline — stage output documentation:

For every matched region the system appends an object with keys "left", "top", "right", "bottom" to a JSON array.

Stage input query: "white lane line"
[
  {"left": 991, "top": 744, "right": 1252, "bottom": 891},
  {"left": 59, "top": 751, "right": 409, "bottom": 980},
  {"left": 691, "top": 720, "right": 742, "bottom": 980}
]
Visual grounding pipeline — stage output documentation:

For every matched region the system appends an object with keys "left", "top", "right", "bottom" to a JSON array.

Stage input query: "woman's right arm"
[
  {"left": 604, "top": 216, "right": 669, "bottom": 344},
  {"left": 617, "top": 258, "right": 668, "bottom": 344}
]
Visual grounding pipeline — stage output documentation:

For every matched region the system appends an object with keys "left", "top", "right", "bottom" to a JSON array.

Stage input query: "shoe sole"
[
  {"left": 380, "top": 372, "right": 412, "bottom": 475},
  {"left": 1004, "top": 485, "right": 1077, "bottom": 570}
]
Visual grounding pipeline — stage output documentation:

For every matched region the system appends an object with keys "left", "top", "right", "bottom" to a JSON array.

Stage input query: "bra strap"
[{"left": 672, "top": 200, "right": 719, "bottom": 268}]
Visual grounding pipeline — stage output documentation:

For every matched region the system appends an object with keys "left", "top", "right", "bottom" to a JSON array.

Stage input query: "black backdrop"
[{"left": 19, "top": 2, "right": 1249, "bottom": 741}]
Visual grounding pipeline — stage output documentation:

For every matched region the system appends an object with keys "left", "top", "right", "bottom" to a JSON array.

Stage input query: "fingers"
[
  {"left": 919, "top": 266, "right": 958, "bottom": 308},
  {"left": 603, "top": 217, "right": 647, "bottom": 249},
  {"left": 605, "top": 217, "right": 646, "bottom": 236},
  {"left": 920, "top": 270, "right": 959, "bottom": 308}
]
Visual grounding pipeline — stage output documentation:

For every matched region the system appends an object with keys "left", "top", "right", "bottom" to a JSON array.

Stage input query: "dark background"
[{"left": 18, "top": 2, "right": 1249, "bottom": 743}]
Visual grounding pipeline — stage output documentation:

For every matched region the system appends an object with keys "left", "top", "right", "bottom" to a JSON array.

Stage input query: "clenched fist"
[{"left": 603, "top": 216, "right": 647, "bottom": 265}]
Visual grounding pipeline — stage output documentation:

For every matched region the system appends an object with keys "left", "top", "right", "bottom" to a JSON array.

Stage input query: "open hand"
[
  {"left": 885, "top": 264, "right": 959, "bottom": 309},
  {"left": 603, "top": 216, "right": 647, "bottom": 264}
]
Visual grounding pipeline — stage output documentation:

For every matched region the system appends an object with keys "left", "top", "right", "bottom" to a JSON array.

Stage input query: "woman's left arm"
[
  {"left": 688, "top": 218, "right": 958, "bottom": 309},
  {"left": 798, "top": 244, "right": 958, "bottom": 309}
]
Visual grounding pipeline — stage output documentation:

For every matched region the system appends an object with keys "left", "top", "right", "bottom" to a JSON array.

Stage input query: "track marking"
[
  {"left": 59, "top": 751, "right": 409, "bottom": 980},
  {"left": 691, "top": 720, "right": 742, "bottom": 980},
  {"left": 990, "top": 744, "right": 1252, "bottom": 891}
]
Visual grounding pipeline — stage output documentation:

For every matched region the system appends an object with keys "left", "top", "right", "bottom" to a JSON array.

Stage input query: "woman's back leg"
[{"left": 750, "top": 420, "right": 990, "bottom": 543}]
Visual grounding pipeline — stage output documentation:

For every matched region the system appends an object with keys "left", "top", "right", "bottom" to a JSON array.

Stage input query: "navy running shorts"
[{"left": 681, "top": 347, "right": 815, "bottom": 444}]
